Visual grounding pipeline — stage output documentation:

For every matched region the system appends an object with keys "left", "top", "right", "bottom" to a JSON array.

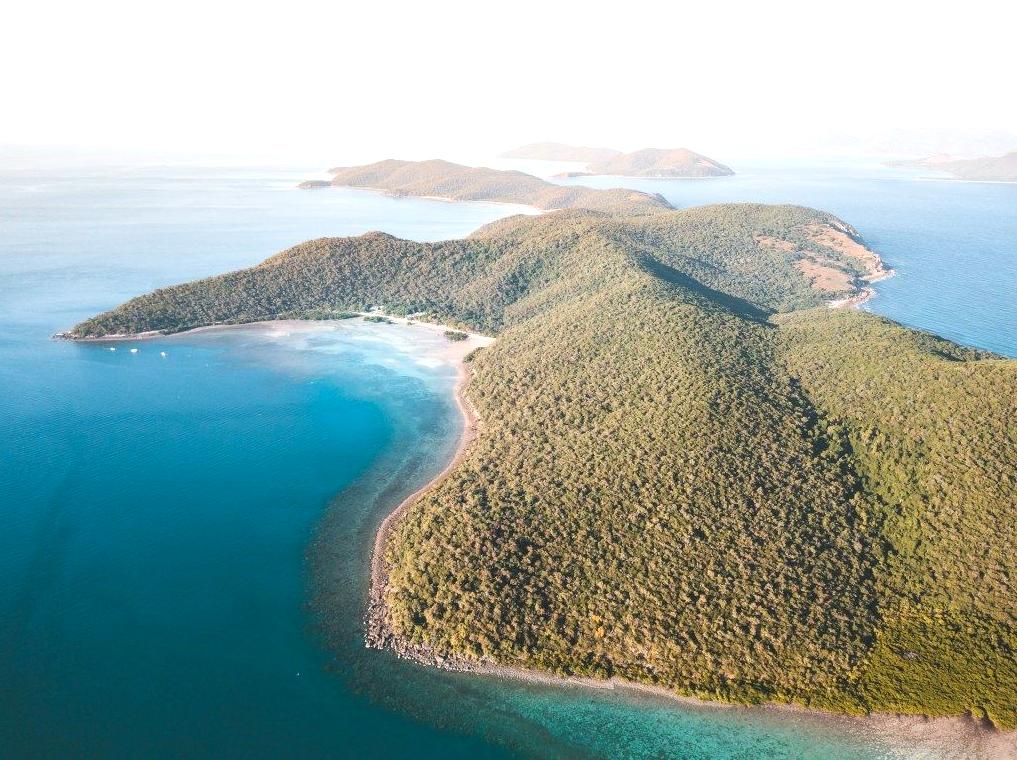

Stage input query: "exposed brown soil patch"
[
  {"left": 805, "top": 223, "right": 888, "bottom": 281},
  {"left": 754, "top": 234, "right": 797, "bottom": 253},
  {"left": 795, "top": 259, "right": 854, "bottom": 292}
]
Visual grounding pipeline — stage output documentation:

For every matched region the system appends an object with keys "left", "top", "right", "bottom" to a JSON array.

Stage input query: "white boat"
[
  {"left": 160, "top": 351, "right": 167, "bottom": 358},
  {"left": 109, "top": 347, "right": 116, "bottom": 352},
  {"left": 130, "top": 348, "right": 138, "bottom": 354}
]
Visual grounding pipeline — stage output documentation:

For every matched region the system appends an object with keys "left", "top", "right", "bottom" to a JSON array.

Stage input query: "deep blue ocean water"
[{"left": 1, "top": 158, "right": 1013, "bottom": 759}]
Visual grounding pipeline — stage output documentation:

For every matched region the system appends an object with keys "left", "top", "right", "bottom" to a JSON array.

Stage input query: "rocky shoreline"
[{"left": 364, "top": 360, "right": 485, "bottom": 670}]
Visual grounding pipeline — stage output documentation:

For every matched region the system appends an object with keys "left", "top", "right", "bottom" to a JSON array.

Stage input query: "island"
[
  {"left": 889, "top": 151, "right": 1017, "bottom": 182},
  {"left": 582, "top": 147, "right": 735, "bottom": 177},
  {"left": 306, "top": 159, "right": 669, "bottom": 214},
  {"left": 67, "top": 162, "right": 1016, "bottom": 733},
  {"left": 502, "top": 143, "right": 735, "bottom": 177},
  {"left": 498, "top": 142, "right": 732, "bottom": 178}
]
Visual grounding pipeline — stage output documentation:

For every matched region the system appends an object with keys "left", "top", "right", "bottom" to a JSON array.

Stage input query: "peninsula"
[
  {"left": 70, "top": 166, "right": 1016, "bottom": 733},
  {"left": 890, "top": 151, "right": 1017, "bottom": 182}
]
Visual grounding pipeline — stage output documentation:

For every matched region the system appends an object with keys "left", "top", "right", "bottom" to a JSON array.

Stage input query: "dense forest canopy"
[{"left": 71, "top": 194, "right": 1016, "bottom": 728}]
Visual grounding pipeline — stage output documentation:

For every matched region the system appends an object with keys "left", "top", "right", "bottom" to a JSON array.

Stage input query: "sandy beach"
[
  {"left": 56, "top": 312, "right": 497, "bottom": 354},
  {"left": 364, "top": 348, "right": 483, "bottom": 655}
]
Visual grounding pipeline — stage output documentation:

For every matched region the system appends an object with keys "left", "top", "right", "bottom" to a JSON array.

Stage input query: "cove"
[{"left": 2, "top": 160, "right": 1011, "bottom": 758}]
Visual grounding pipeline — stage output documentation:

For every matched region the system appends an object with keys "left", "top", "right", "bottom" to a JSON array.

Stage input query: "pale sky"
[{"left": 3, "top": 0, "right": 1016, "bottom": 163}]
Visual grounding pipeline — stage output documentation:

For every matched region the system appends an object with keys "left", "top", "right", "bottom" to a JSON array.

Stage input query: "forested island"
[
  {"left": 69, "top": 164, "right": 1016, "bottom": 732},
  {"left": 583, "top": 147, "right": 734, "bottom": 177},
  {"left": 502, "top": 143, "right": 734, "bottom": 177},
  {"left": 303, "top": 159, "right": 669, "bottom": 214},
  {"left": 890, "top": 151, "right": 1017, "bottom": 181}
]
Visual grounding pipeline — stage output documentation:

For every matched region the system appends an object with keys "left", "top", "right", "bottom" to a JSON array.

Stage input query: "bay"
[{"left": 2, "top": 157, "right": 1011, "bottom": 758}]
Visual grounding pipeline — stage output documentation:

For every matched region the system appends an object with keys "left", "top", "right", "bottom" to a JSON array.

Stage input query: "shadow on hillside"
[{"left": 638, "top": 257, "right": 772, "bottom": 324}]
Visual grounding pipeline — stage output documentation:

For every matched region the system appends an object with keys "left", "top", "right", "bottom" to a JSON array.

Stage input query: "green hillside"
[
  {"left": 70, "top": 205, "right": 874, "bottom": 338},
  {"left": 69, "top": 203, "right": 1016, "bottom": 728},
  {"left": 777, "top": 310, "right": 1016, "bottom": 723}
]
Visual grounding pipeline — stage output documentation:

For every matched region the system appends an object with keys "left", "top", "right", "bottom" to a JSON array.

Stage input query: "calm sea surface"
[{"left": 1, "top": 158, "right": 1013, "bottom": 758}]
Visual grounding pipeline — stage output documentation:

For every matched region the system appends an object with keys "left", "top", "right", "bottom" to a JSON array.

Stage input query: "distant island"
[
  {"left": 300, "top": 159, "right": 669, "bottom": 214},
  {"left": 582, "top": 147, "right": 735, "bottom": 177},
  {"left": 68, "top": 161, "right": 1016, "bottom": 733},
  {"left": 502, "top": 143, "right": 735, "bottom": 177},
  {"left": 889, "top": 151, "right": 1017, "bottom": 182}
]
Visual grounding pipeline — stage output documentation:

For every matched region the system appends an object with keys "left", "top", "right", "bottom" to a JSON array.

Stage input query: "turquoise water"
[
  {"left": 2, "top": 159, "right": 1012, "bottom": 758},
  {"left": 0, "top": 164, "right": 518, "bottom": 758}
]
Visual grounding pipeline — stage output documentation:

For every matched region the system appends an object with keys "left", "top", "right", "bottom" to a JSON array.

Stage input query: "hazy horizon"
[
  {"left": 4, "top": 0, "right": 1016, "bottom": 165},
  {"left": 3, "top": 5, "right": 1016, "bottom": 755}
]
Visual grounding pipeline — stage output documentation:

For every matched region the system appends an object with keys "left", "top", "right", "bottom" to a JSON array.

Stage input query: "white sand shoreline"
[{"left": 55, "top": 313, "right": 496, "bottom": 349}]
